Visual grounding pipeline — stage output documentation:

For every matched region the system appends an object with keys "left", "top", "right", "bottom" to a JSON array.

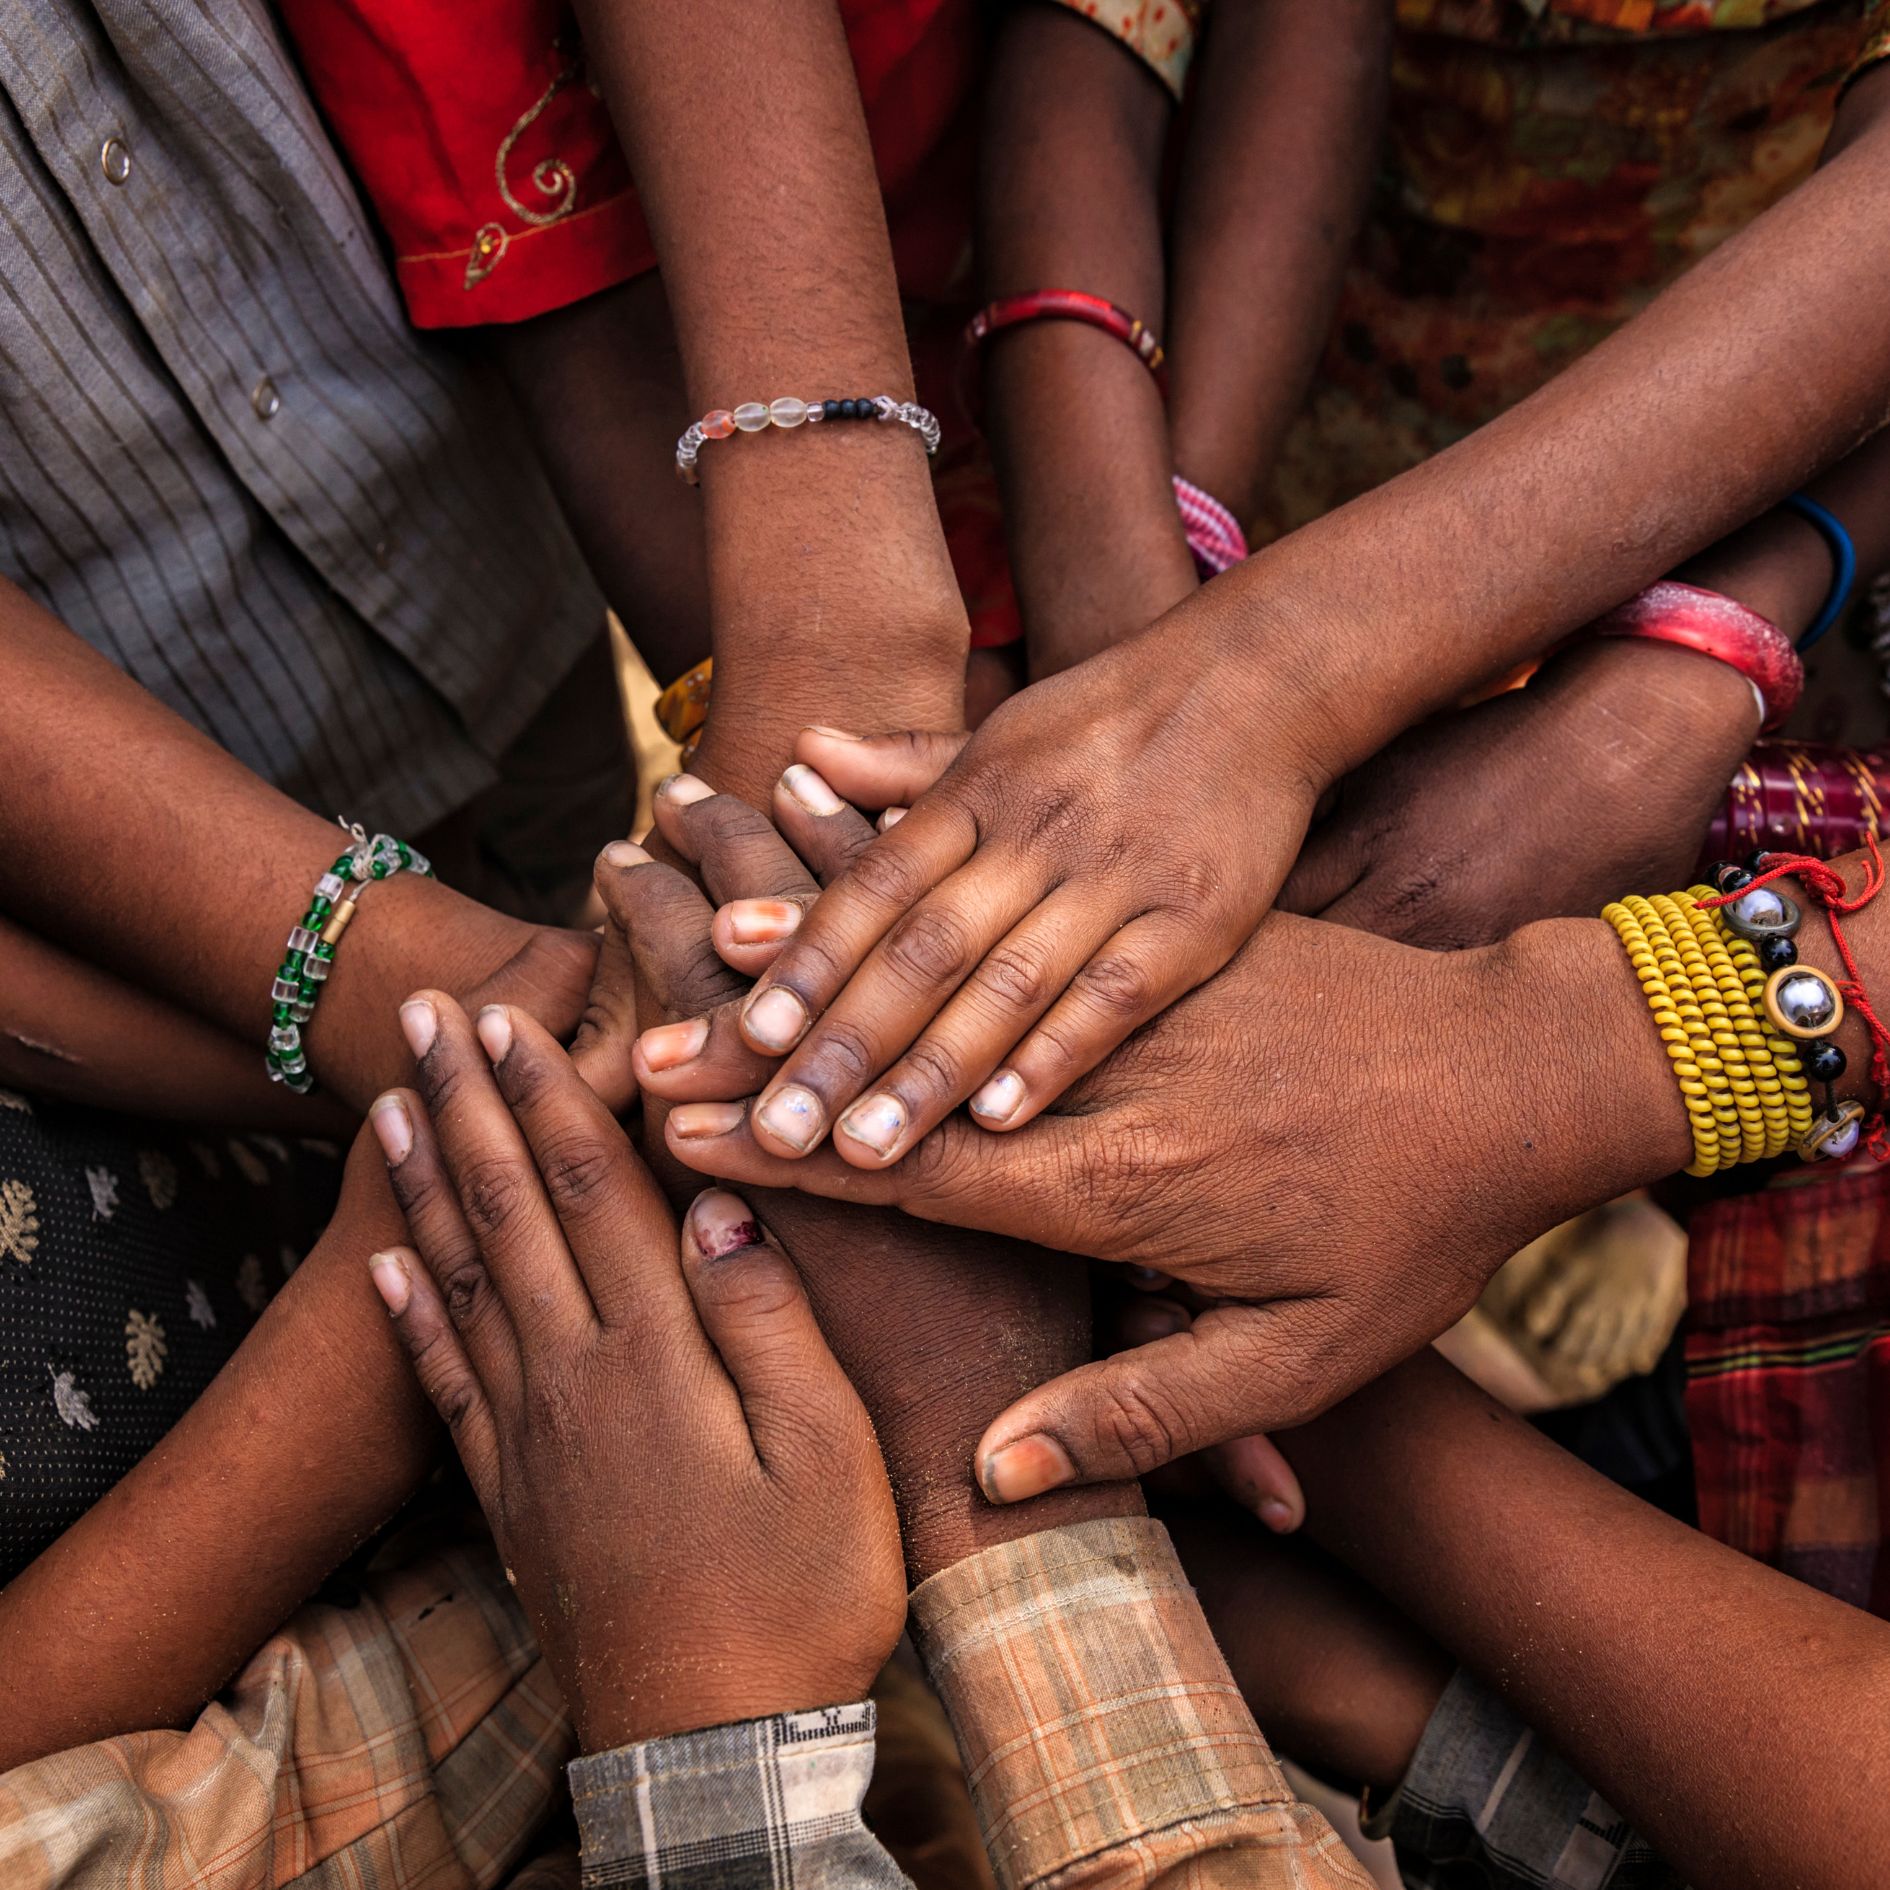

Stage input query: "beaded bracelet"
[
  {"left": 266, "top": 822, "right": 432, "bottom": 1095},
  {"left": 675, "top": 395, "right": 941, "bottom": 486}
]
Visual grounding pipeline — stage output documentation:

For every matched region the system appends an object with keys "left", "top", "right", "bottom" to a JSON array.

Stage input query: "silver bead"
[
  {"left": 1722, "top": 886, "right": 1800, "bottom": 942},
  {"left": 1774, "top": 970, "right": 1838, "bottom": 1032}
]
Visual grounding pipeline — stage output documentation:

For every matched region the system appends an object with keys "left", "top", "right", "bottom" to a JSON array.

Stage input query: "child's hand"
[{"left": 368, "top": 994, "right": 905, "bottom": 1751}]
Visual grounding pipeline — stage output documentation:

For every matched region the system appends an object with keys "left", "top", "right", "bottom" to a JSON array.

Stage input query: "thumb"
[
  {"left": 1275, "top": 814, "right": 1367, "bottom": 919},
  {"left": 793, "top": 726, "right": 967, "bottom": 810},
  {"left": 973, "top": 1302, "right": 1331, "bottom": 1498}
]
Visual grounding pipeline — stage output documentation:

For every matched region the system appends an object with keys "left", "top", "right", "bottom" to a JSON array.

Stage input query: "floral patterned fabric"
[{"left": 1257, "top": 0, "right": 1890, "bottom": 542}]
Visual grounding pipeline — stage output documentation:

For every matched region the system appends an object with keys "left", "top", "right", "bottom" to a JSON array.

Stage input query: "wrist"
[{"left": 1673, "top": 508, "right": 1833, "bottom": 644}]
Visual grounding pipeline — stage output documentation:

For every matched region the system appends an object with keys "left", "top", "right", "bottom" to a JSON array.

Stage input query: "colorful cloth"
[{"left": 908, "top": 1516, "right": 1373, "bottom": 1890}]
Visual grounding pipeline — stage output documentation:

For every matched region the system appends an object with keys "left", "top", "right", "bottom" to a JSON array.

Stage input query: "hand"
[
  {"left": 366, "top": 993, "right": 905, "bottom": 1750},
  {"left": 643, "top": 816, "right": 1691, "bottom": 1494},
  {"left": 1278, "top": 638, "right": 1759, "bottom": 947},
  {"left": 681, "top": 613, "right": 1334, "bottom": 1168}
]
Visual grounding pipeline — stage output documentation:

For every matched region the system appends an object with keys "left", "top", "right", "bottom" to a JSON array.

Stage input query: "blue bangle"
[{"left": 1783, "top": 491, "right": 1856, "bottom": 651}]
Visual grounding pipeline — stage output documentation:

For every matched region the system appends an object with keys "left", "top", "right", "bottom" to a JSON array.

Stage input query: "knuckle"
[
  {"left": 695, "top": 1249, "right": 802, "bottom": 1324},
  {"left": 1093, "top": 1365, "right": 1190, "bottom": 1475},
  {"left": 1019, "top": 787, "right": 1082, "bottom": 849},
  {"left": 976, "top": 941, "right": 1052, "bottom": 1014},
  {"left": 895, "top": 1035, "right": 965, "bottom": 1103},
  {"left": 701, "top": 797, "right": 770, "bottom": 850},
  {"left": 1072, "top": 949, "right": 1155, "bottom": 1023},
  {"left": 844, "top": 839, "right": 928, "bottom": 913},
  {"left": 458, "top": 1155, "right": 529, "bottom": 1239},
  {"left": 803, "top": 1014, "right": 880, "bottom": 1090},
  {"left": 494, "top": 1042, "right": 558, "bottom": 1112},
  {"left": 438, "top": 1257, "right": 494, "bottom": 1329},
  {"left": 881, "top": 902, "right": 974, "bottom": 989},
  {"left": 536, "top": 1130, "right": 619, "bottom": 1207},
  {"left": 526, "top": 1371, "right": 585, "bottom": 1449}
]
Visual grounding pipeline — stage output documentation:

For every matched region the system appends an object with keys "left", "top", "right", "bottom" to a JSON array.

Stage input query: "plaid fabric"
[
  {"left": 908, "top": 1516, "right": 1373, "bottom": 1890},
  {"left": 570, "top": 1703, "right": 910, "bottom": 1889},
  {"left": 0, "top": 1522, "right": 574, "bottom": 1890},
  {"left": 1369, "top": 1672, "right": 1682, "bottom": 1890},
  {"left": 1684, "top": 1162, "right": 1890, "bottom": 1612}
]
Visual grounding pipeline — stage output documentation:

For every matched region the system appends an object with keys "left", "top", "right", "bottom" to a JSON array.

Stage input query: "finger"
[
  {"left": 367, "top": 1244, "right": 501, "bottom": 1499},
  {"left": 569, "top": 840, "right": 654, "bottom": 1113},
  {"left": 402, "top": 992, "right": 593, "bottom": 1344},
  {"left": 633, "top": 998, "right": 780, "bottom": 1102},
  {"left": 793, "top": 726, "right": 967, "bottom": 810},
  {"left": 967, "top": 912, "right": 1214, "bottom": 1134},
  {"left": 1207, "top": 1433, "right": 1307, "bottom": 1535},
  {"left": 973, "top": 1301, "right": 1343, "bottom": 1496},
  {"left": 770, "top": 764, "right": 884, "bottom": 884},
  {"left": 747, "top": 859, "right": 1044, "bottom": 1157},
  {"left": 827, "top": 896, "right": 1102, "bottom": 1166},
  {"left": 594, "top": 849, "right": 747, "bottom": 1022},
  {"left": 370, "top": 1081, "right": 520, "bottom": 1396},
  {"left": 654, "top": 778, "right": 821, "bottom": 909},
  {"left": 679, "top": 1187, "right": 870, "bottom": 1460},
  {"left": 481, "top": 1003, "right": 697, "bottom": 1329}
]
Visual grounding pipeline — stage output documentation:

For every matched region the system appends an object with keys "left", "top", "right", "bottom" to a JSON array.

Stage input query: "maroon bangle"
[
  {"left": 963, "top": 289, "right": 1169, "bottom": 400},
  {"left": 1585, "top": 580, "right": 1804, "bottom": 731}
]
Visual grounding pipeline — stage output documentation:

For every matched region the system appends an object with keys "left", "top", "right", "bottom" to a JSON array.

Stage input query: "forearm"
[
  {"left": 1280, "top": 1348, "right": 1890, "bottom": 1890},
  {"left": 1165, "top": 0, "right": 1390, "bottom": 524},
  {"left": 1200, "top": 67, "right": 1890, "bottom": 782},
  {"left": 979, "top": 6, "right": 1194, "bottom": 676},
  {"left": 571, "top": 0, "right": 965, "bottom": 794},
  {"left": 0, "top": 1135, "right": 436, "bottom": 1768}
]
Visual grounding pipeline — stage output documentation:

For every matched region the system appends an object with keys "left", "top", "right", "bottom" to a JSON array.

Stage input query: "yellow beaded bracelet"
[{"left": 1602, "top": 885, "right": 1813, "bottom": 1176}]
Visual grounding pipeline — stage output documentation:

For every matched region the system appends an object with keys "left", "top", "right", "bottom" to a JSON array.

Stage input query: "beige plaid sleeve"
[
  {"left": 908, "top": 1516, "right": 1373, "bottom": 1890},
  {"left": 0, "top": 1524, "right": 573, "bottom": 1890}
]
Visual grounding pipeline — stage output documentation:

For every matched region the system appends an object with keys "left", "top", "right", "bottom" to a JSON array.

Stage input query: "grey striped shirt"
[{"left": 0, "top": 0, "right": 603, "bottom": 836}]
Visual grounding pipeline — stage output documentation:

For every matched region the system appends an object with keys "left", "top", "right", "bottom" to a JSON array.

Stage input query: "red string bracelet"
[{"left": 1700, "top": 834, "right": 1890, "bottom": 1160}]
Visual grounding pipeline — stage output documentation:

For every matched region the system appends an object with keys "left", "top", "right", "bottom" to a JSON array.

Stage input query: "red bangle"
[
  {"left": 963, "top": 290, "right": 1169, "bottom": 400},
  {"left": 1585, "top": 580, "right": 1803, "bottom": 731}
]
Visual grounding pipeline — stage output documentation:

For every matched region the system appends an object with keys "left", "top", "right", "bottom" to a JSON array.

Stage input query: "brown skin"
[
  {"left": 371, "top": 995, "right": 906, "bottom": 1748},
  {"left": 727, "top": 62, "right": 1890, "bottom": 1153}
]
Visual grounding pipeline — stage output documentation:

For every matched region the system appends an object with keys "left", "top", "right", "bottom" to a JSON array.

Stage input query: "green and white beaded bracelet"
[{"left": 267, "top": 822, "right": 432, "bottom": 1094}]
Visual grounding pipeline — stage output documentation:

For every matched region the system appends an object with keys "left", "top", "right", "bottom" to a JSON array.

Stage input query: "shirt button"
[
  {"left": 251, "top": 375, "right": 281, "bottom": 421},
  {"left": 99, "top": 137, "right": 131, "bottom": 186}
]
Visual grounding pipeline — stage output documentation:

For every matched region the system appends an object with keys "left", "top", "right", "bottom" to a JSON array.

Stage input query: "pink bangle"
[
  {"left": 1585, "top": 580, "right": 1803, "bottom": 731},
  {"left": 1173, "top": 475, "right": 1248, "bottom": 577}
]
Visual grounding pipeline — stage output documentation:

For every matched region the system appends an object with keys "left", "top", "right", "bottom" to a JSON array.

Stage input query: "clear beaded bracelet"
[
  {"left": 675, "top": 394, "right": 942, "bottom": 485},
  {"left": 266, "top": 820, "right": 432, "bottom": 1095}
]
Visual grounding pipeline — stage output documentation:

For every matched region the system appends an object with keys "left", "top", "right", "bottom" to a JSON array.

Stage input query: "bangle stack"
[
  {"left": 675, "top": 395, "right": 941, "bottom": 485},
  {"left": 266, "top": 822, "right": 432, "bottom": 1095}
]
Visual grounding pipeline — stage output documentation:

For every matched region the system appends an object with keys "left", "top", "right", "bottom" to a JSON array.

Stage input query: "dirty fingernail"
[
  {"left": 755, "top": 1084, "right": 825, "bottom": 1154},
  {"left": 725, "top": 898, "right": 803, "bottom": 945},
  {"left": 686, "top": 1188, "right": 765, "bottom": 1259},
  {"left": 369, "top": 1092, "right": 412, "bottom": 1165},
  {"left": 659, "top": 773, "right": 715, "bottom": 806},
  {"left": 970, "top": 1069, "right": 1025, "bottom": 1125},
  {"left": 743, "top": 985, "right": 810, "bottom": 1052},
  {"left": 638, "top": 1017, "right": 709, "bottom": 1071},
  {"left": 670, "top": 1101, "right": 748, "bottom": 1140},
  {"left": 838, "top": 1092, "right": 906, "bottom": 1157},
  {"left": 399, "top": 998, "right": 437, "bottom": 1060},
  {"left": 600, "top": 839, "right": 651, "bottom": 870},
  {"left": 979, "top": 1434, "right": 1076, "bottom": 1505},
  {"left": 780, "top": 764, "right": 845, "bottom": 817},
  {"left": 475, "top": 1006, "right": 512, "bottom": 1063},
  {"left": 367, "top": 1249, "right": 411, "bottom": 1316}
]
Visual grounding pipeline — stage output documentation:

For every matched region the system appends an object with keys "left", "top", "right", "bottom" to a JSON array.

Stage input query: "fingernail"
[
  {"left": 369, "top": 1093, "right": 412, "bottom": 1165},
  {"left": 804, "top": 725, "right": 862, "bottom": 741},
  {"left": 970, "top": 1069, "right": 1025, "bottom": 1125},
  {"left": 1128, "top": 1266, "right": 1172, "bottom": 1290},
  {"left": 725, "top": 898, "right": 802, "bottom": 945},
  {"left": 400, "top": 998, "right": 437, "bottom": 1060},
  {"left": 600, "top": 839, "right": 651, "bottom": 870},
  {"left": 979, "top": 1434, "right": 1076, "bottom": 1504},
  {"left": 638, "top": 1017, "right": 709, "bottom": 1071},
  {"left": 838, "top": 1092, "right": 906, "bottom": 1157},
  {"left": 659, "top": 772, "right": 714, "bottom": 806},
  {"left": 670, "top": 1101, "right": 748, "bottom": 1140},
  {"left": 367, "top": 1249, "right": 410, "bottom": 1316},
  {"left": 779, "top": 764, "right": 845, "bottom": 817},
  {"left": 743, "top": 984, "right": 810, "bottom": 1052},
  {"left": 878, "top": 806, "right": 907, "bottom": 832},
  {"left": 475, "top": 1005, "right": 513, "bottom": 1064},
  {"left": 687, "top": 1188, "right": 764, "bottom": 1259},
  {"left": 755, "top": 1084, "right": 825, "bottom": 1153},
  {"left": 1258, "top": 1497, "right": 1297, "bottom": 1533},
  {"left": 1136, "top": 1301, "right": 1189, "bottom": 1340}
]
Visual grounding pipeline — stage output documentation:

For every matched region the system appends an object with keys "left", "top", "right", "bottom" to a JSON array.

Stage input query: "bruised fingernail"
[
  {"left": 755, "top": 1084, "right": 825, "bottom": 1153},
  {"left": 367, "top": 1249, "right": 410, "bottom": 1316},
  {"left": 600, "top": 839, "right": 651, "bottom": 870},
  {"left": 670, "top": 1101, "right": 748, "bottom": 1140},
  {"left": 979, "top": 1434, "right": 1076, "bottom": 1504},
  {"left": 743, "top": 984, "right": 809, "bottom": 1052},
  {"left": 686, "top": 1188, "right": 764, "bottom": 1259},
  {"left": 659, "top": 772, "right": 714, "bottom": 806},
  {"left": 877, "top": 806, "right": 907, "bottom": 832},
  {"left": 369, "top": 1092, "right": 412, "bottom": 1165},
  {"left": 780, "top": 764, "right": 845, "bottom": 817},
  {"left": 638, "top": 1017, "right": 709, "bottom": 1071},
  {"left": 400, "top": 998, "right": 437, "bottom": 1060},
  {"left": 1258, "top": 1497, "right": 1297, "bottom": 1533},
  {"left": 838, "top": 1091, "right": 906, "bottom": 1157},
  {"left": 725, "top": 898, "right": 802, "bottom": 945},
  {"left": 970, "top": 1069, "right": 1025, "bottom": 1125},
  {"left": 475, "top": 1005, "right": 512, "bottom": 1063},
  {"left": 804, "top": 725, "right": 862, "bottom": 741}
]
